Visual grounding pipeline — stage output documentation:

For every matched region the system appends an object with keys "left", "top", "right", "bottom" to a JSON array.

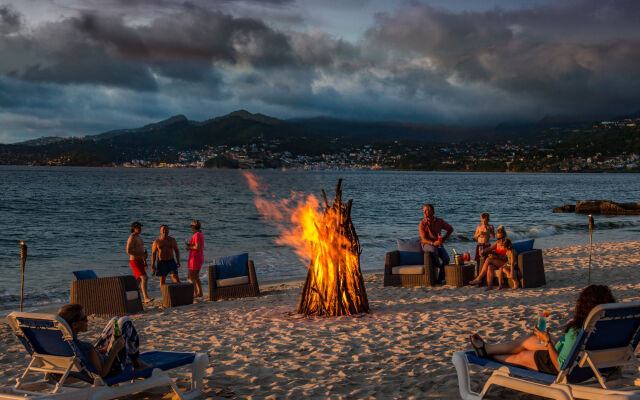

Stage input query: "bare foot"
[
  {"left": 484, "top": 286, "right": 494, "bottom": 291},
  {"left": 144, "top": 298, "right": 154, "bottom": 304},
  {"left": 469, "top": 280, "right": 480, "bottom": 286},
  {"left": 133, "top": 360, "right": 152, "bottom": 371}
]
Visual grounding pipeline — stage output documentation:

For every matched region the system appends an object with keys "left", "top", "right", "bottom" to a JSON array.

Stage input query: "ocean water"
[{"left": 1, "top": 166, "right": 639, "bottom": 310}]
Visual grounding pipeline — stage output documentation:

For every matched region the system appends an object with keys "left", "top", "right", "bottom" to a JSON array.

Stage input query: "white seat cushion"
[
  {"left": 217, "top": 275, "right": 250, "bottom": 287},
  {"left": 392, "top": 265, "right": 424, "bottom": 275},
  {"left": 125, "top": 290, "right": 139, "bottom": 301}
]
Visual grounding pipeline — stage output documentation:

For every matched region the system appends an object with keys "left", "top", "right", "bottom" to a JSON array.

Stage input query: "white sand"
[{"left": 1, "top": 240, "right": 640, "bottom": 399}]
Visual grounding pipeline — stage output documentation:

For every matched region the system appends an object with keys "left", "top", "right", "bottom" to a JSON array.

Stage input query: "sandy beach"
[{"left": 1, "top": 240, "right": 640, "bottom": 399}]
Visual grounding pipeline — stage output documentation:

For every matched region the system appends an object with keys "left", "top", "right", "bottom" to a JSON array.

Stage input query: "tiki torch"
[
  {"left": 588, "top": 215, "right": 594, "bottom": 284},
  {"left": 20, "top": 241, "right": 27, "bottom": 312}
]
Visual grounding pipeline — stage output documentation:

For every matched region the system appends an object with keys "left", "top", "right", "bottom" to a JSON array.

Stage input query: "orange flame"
[{"left": 242, "top": 171, "right": 367, "bottom": 315}]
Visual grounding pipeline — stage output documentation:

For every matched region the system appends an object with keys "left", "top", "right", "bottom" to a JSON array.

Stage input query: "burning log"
[{"left": 297, "top": 179, "right": 370, "bottom": 316}]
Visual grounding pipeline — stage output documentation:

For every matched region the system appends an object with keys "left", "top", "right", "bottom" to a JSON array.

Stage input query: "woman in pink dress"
[{"left": 186, "top": 220, "right": 204, "bottom": 297}]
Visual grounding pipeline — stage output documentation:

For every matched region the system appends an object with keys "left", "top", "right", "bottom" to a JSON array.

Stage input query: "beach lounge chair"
[
  {"left": 70, "top": 270, "right": 143, "bottom": 317},
  {"left": 208, "top": 253, "right": 260, "bottom": 301},
  {"left": 1, "top": 312, "right": 208, "bottom": 400},
  {"left": 452, "top": 301, "right": 640, "bottom": 400}
]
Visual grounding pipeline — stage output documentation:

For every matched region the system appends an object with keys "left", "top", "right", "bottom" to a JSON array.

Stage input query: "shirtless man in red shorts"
[
  {"left": 126, "top": 222, "right": 152, "bottom": 303},
  {"left": 151, "top": 225, "right": 181, "bottom": 288}
]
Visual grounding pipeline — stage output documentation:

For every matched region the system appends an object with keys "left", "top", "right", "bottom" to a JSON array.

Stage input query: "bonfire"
[
  {"left": 296, "top": 179, "right": 369, "bottom": 316},
  {"left": 243, "top": 172, "right": 369, "bottom": 317}
]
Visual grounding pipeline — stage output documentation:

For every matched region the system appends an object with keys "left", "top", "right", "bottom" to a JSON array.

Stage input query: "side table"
[
  {"left": 162, "top": 282, "right": 194, "bottom": 308},
  {"left": 445, "top": 263, "right": 475, "bottom": 287}
]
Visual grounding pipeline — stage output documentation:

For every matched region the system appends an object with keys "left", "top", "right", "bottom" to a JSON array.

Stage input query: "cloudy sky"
[{"left": 0, "top": 0, "right": 639, "bottom": 143}]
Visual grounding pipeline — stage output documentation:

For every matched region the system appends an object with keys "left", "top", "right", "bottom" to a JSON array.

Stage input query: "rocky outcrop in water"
[{"left": 553, "top": 200, "right": 640, "bottom": 215}]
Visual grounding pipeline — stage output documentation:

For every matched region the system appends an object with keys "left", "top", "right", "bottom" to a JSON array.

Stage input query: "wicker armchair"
[
  {"left": 479, "top": 249, "right": 546, "bottom": 288},
  {"left": 208, "top": 260, "right": 260, "bottom": 301},
  {"left": 383, "top": 251, "right": 438, "bottom": 287},
  {"left": 70, "top": 275, "right": 143, "bottom": 317}
]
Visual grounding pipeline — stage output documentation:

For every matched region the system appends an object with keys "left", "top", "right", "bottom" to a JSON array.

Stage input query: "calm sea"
[{"left": 1, "top": 166, "right": 639, "bottom": 310}]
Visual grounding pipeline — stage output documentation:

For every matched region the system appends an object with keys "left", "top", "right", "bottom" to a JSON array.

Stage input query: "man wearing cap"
[{"left": 126, "top": 222, "right": 152, "bottom": 303}]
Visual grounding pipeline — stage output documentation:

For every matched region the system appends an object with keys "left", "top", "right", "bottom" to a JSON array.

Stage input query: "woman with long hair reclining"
[{"left": 469, "top": 285, "right": 616, "bottom": 375}]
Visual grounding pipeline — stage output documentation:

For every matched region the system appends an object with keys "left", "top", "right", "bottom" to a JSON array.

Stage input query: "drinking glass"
[{"left": 535, "top": 310, "right": 549, "bottom": 344}]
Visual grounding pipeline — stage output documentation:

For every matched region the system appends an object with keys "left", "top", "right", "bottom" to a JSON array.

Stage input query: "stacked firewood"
[{"left": 297, "top": 179, "right": 370, "bottom": 316}]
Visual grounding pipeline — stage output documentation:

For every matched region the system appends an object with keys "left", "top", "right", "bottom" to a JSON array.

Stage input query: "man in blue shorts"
[{"left": 151, "top": 225, "right": 181, "bottom": 287}]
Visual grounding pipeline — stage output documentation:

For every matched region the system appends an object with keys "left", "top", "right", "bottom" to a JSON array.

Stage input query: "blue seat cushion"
[
  {"left": 214, "top": 253, "right": 249, "bottom": 280},
  {"left": 398, "top": 251, "right": 424, "bottom": 265},
  {"left": 465, "top": 351, "right": 556, "bottom": 384},
  {"left": 397, "top": 238, "right": 423, "bottom": 253},
  {"left": 512, "top": 240, "right": 534, "bottom": 254},
  {"left": 72, "top": 270, "right": 98, "bottom": 280},
  {"left": 104, "top": 351, "right": 196, "bottom": 386}
]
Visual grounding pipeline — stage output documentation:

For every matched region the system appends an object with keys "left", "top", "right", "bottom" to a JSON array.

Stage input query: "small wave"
[{"left": 505, "top": 219, "right": 640, "bottom": 241}]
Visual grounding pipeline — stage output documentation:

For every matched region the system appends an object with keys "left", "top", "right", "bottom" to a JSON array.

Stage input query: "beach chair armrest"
[
  {"left": 207, "top": 265, "right": 219, "bottom": 288},
  {"left": 120, "top": 275, "right": 140, "bottom": 292},
  {"left": 248, "top": 261, "right": 258, "bottom": 285},
  {"left": 517, "top": 249, "right": 546, "bottom": 288},
  {"left": 385, "top": 251, "right": 400, "bottom": 274}
]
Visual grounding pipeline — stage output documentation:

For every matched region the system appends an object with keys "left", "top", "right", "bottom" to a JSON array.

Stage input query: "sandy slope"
[{"left": 1, "top": 240, "right": 639, "bottom": 399}]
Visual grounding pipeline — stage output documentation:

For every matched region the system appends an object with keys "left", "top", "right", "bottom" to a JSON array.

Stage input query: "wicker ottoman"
[
  {"left": 161, "top": 283, "right": 194, "bottom": 308},
  {"left": 445, "top": 263, "right": 475, "bottom": 287}
]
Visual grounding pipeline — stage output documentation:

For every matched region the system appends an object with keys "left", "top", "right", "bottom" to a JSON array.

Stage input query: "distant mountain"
[
  {"left": 206, "top": 109, "right": 282, "bottom": 126},
  {"left": 89, "top": 114, "right": 195, "bottom": 141},
  {"left": 4, "top": 109, "right": 639, "bottom": 167},
  {"left": 17, "top": 136, "right": 73, "bottom": 146},
  {"left": 288, "top": 117, "right": 484, "bottom": 143}
]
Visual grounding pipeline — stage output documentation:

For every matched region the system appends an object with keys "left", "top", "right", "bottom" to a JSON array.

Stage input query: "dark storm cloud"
[
  {"left": 0, "top": 4, "right": 21, "bottom": 34},
  {"left": 0, "top": 4, "right": 302, "bottom": 91},
  {"left": 365, "top": 0, "right": 640, "bottom": 116},
  {"left": 72, "top": 8, "right": 295, "bottom": 67},
  {"left": 3, "top": 0, "right": 640, "bottom": 143}
]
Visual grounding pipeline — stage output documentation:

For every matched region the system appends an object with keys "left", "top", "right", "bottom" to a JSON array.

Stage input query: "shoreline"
[
  {"left": 2, "top": 164, "right": 640, "bottom": 173},
  {"left": 2, "top": 240, "right": 640, "bottom": 398},
  {"left": 3, "top": 239, "right": 640, "bottom": 317}
]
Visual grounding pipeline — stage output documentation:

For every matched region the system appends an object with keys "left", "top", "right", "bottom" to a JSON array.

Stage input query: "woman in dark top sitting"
[
  {"left": 57, "top": 304, "right": 150, "bottom": 378},
  {"left": 469, "top": 285, "right": 616, "bottom": 375}
]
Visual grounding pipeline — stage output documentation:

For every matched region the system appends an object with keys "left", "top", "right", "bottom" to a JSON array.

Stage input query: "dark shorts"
[
  {"left": 534, "top": 350, "right": 559, "bottom": 375},
  {"left": 157, "top": 259, "right": 178, "bottom": 277}
]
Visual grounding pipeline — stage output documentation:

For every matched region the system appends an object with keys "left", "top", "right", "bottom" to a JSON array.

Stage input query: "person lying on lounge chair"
[
  {"left": 57, "top": 304, "right": 151, "bottom": 378},
  {"left": 469, "top": 285, "right": 615, "bottom": 375}
]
